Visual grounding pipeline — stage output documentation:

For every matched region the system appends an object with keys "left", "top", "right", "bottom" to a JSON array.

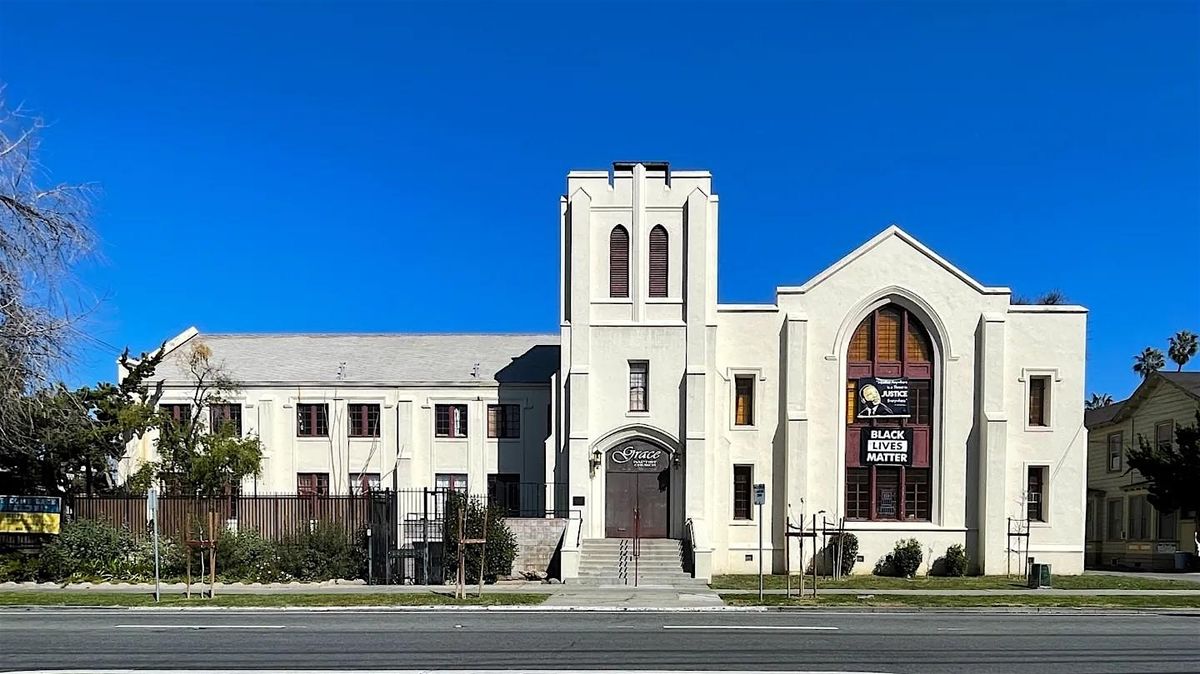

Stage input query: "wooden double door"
[{"left": 603, "top": 440, "right": 671, "bottom": 538}]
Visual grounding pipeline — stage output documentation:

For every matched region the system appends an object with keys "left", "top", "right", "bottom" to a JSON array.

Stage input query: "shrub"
[
  {"left": 889, "top": 538, "right": 924, "bottom": 578},
  {"left": 278, "top": 521, "right": 364, "bottom": 581},
  {"left": 216, "top": 529, "right": 287, "bottom": 583},
  {"left": 943, "top": 543, "right": 969, "bottom": 577},
  {"left": 39, "top": 519, "right": 139, "bottom": 580},
  {"left": 0, "top": 552, "right": 44, "bottom": 582},
  {"left": 443, "top": 493, "right": 518, "bottom": 584}
]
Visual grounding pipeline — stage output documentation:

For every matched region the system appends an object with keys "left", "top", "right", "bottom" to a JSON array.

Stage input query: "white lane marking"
[
  {"left": 662, "top": 624, "right": 838, "bottom": 631},
  {"left": 113, "top": 624, "right": 287, "bottom": 629},
  {"left": 938, "top": 627, "right": 966, "bottom": 631}
]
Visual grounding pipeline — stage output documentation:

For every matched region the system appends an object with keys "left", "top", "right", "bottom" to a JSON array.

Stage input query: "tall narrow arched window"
[
  {"left": 845, "top": 304, "right": 935, "bottom": 522},
  {"left": 648, "top": 225, "right": 668, "bottom": 298},
  {"left": 609, "top": 225, "right": 629, "bottom": 298}
]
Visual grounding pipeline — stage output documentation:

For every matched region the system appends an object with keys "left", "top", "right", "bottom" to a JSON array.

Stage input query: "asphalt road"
[{"left": 1, "top": 609, "right": 1198, "bottom": 674}]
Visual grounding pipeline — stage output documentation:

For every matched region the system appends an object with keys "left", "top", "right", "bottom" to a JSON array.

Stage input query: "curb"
[{"left": 2, "top": 604, "right": 1198, "bottom": 615}]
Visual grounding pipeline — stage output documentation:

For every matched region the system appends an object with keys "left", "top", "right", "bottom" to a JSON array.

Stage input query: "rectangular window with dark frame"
[
  {"left": 348, "top": 403, "right": 381, "bottom": 438},
  {"left": 1027, "top": 465, "right": 1047, "bottom": 522},
  {"left": 296, "top": 403, "right": 329, "bottom": 437},
  {"left": 1106, "top": 498, "right": 1124, "bottom": 541},
  {"left": 297, "top": 472, "right": 330, "bottom": 496},
  {"left": 629, "top": 361, "right": 648, "bottom": 412},
  {"left": 435, "top": 404, "right": 468, "bottom": 438},
  {"left": 734, "top": 375, "right": 755, "bottom": 426},
  {"left": 904, "top": 468, "right": 931, "bottom": 521},
  {"left": 209, "top": 403, "right": 242, "bottom": 435},
  {"left": 162, "top": 403, "right": 192, "bottom": 427},
  {"left": 1129, "top": 494, "right": 1151, "bottom": 541},
  {"left": 1157, "top": 506, "right": 1178, "bottom": 541},
  {"left": 487, "top": 404, "right": 521, "bottom": 439},
  {"left": 732, "top": 465, "right": 753, "bottom": 520},
  {"left": 1028, "top": 376, "right": 1049, "bottom": 427},
  {"left": 1155, "top": 420, "right": 1174, "bottom": 450},
  {"left": 909, "top": 380, "right": 932, "bottom": 426},
  {"left": 351, "top": 472, "right": 380, "bottom": 495},
  {"left": 875, "top": 467, "right": 900, "bottom": 519},
  {"left": 1107, "top": 431, "right": 1123, "bottom": 472},
  {"left": 845, "top": 468, "right": 870, "bottom": 520}
]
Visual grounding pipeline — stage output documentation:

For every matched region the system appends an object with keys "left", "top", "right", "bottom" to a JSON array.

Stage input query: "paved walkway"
[
  {"left": 541, "top": 586, "right": 725, "bottom": 608},
  {"left": 719, "top": 588, "right": 1200, "bottom": 596}
]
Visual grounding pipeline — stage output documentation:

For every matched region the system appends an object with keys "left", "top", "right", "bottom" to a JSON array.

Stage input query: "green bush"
[
  {"left": 943, "top": 543, "right": 969, "bottom": 577},
  {"left": 216, "top": 529, "right": 287, "bottom": 583},
  {"left": 443, "top": 493, "right": 517, "bottom": 584},
  {"left": 889, "top": 538, "right": 924, "bottom": 578},
  {"left": 278, "top": 521, "right": 364, "bottom": 581},
  {"left": 0, "top": 552, "right": 45, "bottom": 582},
  {"left": 39, "top": 519, "right": 139, "bottom": 580}
]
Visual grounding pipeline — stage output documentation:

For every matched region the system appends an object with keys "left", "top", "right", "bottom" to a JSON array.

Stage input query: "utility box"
[{"left": 1027, "top": 562, "right": 1052, "bottom": 589}]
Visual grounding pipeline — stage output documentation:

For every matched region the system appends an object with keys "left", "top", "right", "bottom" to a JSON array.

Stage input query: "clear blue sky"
[{"left": 1, "top": 1, "right": 1196, "bottom": 400}]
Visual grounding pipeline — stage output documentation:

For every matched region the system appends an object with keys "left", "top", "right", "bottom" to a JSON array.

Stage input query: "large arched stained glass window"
[{"left": 845, "top": 304, "right": 935, "bottom": 521}]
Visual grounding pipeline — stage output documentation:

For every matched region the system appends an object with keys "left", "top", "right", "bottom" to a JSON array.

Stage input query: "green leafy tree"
[
  {"left": 1133, "top": 347, "right": 1165, "bottom": 380},
  {"left": 1168, "top": 330, "right": 1198, "bottom": 371},
  {"left": 1086, "top": 393, "right": 1114, "bottom": 410},
  {"left": 147, "top": 341, "right": 263, "bottom": 496},
  {"left": 1126, "top": 412, "right": 1200, "bottom": 537},
  {"left": 0, "top": 348, "right": 164, "bottom": 495}
]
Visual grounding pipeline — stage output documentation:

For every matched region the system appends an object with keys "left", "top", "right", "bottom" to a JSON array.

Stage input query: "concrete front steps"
[{"left": 573, "top": 538, "right": 708, "bottom": 588}]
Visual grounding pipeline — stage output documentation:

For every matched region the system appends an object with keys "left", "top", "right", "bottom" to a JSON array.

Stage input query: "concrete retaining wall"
[{"left": 507, "top": 517, "right": 566, "bottom": 575}]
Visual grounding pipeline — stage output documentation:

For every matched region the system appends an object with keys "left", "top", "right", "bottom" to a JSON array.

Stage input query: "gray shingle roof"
[
  {"left": 1160, "top": 371, "right": 1200, "bottom": 398},
  {"left": 1083, "top": 371, "right": 1200, "bottom": 428},
  {"left": 156, "top": 332, "right": 560, "bottom": 385},
  {"left": 1083, "top": 400, "right": 1126, "bottom": 428}
]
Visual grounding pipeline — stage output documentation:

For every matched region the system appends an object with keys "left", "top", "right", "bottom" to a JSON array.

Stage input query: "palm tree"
[
  {"left": 1168, "top": 330, "right": 1198, "bottom": 371},
  {"left": 1133, "top": 347, "right": 1165, "bottom": 379},
  {"left": 1085, "top": 393, "right": 1114, "bottom": 410}
]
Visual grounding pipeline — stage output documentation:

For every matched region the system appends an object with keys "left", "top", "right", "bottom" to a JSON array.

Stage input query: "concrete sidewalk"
[
  {"left": 0, "top": 580, "right": 553, "bottom": 594},
  {"left": 719, "top": 587, "right": 1200, "bottom": 596}
]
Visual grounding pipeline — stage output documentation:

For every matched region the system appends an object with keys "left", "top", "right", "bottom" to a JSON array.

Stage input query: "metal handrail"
[{"left": 633, "top": 508, "right": 641, "bottom": 587}]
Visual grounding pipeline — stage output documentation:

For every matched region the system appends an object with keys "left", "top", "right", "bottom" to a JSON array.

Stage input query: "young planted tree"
[
  {"left": 148, "top": 341, "right": 263, "bottom": 496},
  {"left": 1086, "top": 393, "right": 1114, "bottom": 410},
  {"left": 1126, "top": 412, "right": 1200, "bottom": 541},
  {"left": 1133, "top": 347, "right": 1165, "bottom": 380},
  {"left": 1168, "top": 330, "right": 1198, "bottom": 372}
]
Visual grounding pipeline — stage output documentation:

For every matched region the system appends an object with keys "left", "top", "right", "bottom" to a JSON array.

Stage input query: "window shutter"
[
  {"left": 610, "top": 226, "right": 629, "bottom": 298},
  {"left": 649, "top": 225, "right": 668, "bottom": 298}
]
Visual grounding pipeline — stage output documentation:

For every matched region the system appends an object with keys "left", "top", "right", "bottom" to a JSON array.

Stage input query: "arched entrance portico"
[{"left": 603, "top": 440, "right": 672, "bottom": 538}]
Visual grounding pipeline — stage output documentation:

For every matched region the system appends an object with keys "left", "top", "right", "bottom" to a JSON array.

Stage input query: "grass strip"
[
  {"left": 0, "top": 591, "right": 549, "bottom": 607},
  {"left": 711, "top": 573, "right": 1198, "bottom": 591},
  {"left": 720, "top": 592, "right": 1200, "bottom": 609}
]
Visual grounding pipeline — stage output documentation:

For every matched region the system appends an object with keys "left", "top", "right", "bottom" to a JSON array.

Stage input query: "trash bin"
[
  {"left": 1176, "top": 552, "right": 1194, "bottom": 571},
  {"left": 1027, "top": 562, "right": 1052, "bottom": 589}
]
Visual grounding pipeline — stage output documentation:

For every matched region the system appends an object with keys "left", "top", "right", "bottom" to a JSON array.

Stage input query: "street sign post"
[
  {"left": 147, "top": 488, "right": 160, "bottom": 603},
  {"left": 754, "top": 483, "right": 766, "bottom": 602}
]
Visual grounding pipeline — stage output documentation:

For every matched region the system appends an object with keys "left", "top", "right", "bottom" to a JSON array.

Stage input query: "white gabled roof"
[
  {"left": 776, "top": 225, "right": 1011, "bottom": 296},
  {"left": 146, "top": 329, "right": 560, "bottom": 386}
]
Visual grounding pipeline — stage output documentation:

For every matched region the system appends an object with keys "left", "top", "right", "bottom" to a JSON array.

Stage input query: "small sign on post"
[
  {"left": 754, "top": 483, "right": 766, "bottom": 602},
  {"left": 147, "top": 488, "right": 160, "bottom": 603}
]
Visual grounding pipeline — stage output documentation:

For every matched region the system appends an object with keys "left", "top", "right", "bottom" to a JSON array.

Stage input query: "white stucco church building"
[{"left": 122, "top": 162, "right": 1088, "bottom": 578}]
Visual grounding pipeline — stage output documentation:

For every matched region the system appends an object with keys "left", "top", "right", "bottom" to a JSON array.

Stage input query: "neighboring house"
[
  {"left": 121, "top": 161, "right": 1089, "bottom": 578},
  {"left": 1084, "top": 371, "right": 1200, "bottom": 571}
]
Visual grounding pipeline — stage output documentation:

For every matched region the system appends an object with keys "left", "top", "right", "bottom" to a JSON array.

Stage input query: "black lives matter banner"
[
  {"left": 860, "top": 427, "right": 914, "bottom": 466},
  {"left": 856, "top": 377, "right": 910, "bottom": 419}
]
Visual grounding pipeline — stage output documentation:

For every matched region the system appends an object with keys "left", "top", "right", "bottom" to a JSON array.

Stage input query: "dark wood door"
[
  {"left": 605, "top": 471, "right": 669, "bottom": 538},
  {"left": 605, "top": 472, "right": 638, "bottom": 538},
  {"left": 636, "top": 470, "right": 669, "bottom": 538}
]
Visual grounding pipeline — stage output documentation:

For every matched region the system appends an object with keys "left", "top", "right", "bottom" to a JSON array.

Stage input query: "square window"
[
  {"left": 161, "top": 403, "right": 192, "bottom": 427},
  {"left": 435, "top": 404, "right": 468, "bottom": 438},
  {"left": 298, "top": 472, "right": 329, "bottom": 496},
  {"left": 348, "top": 403, "right": 381, "bottom": 438},
  {"left": 297, "top": 403, "right": 329, "bottom": 437},
  {"left": 487, "top": 404, "right": 521, "bottom": 439},
  {"left": 209, "top": 403, "right": 242, "bottom": 435},
  {"left": 351, "top": 472, "right": 380, "bottom": 495}
]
